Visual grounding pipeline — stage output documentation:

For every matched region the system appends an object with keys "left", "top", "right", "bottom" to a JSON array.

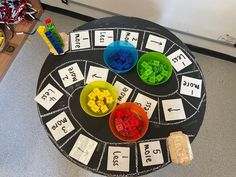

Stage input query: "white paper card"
[
  {"left": 86, "top": 66, "right": 109, "bottom": 84},
  {"left": 139, "top": 141, "right": 164, "bottom": 166},
  {"left": 34, "top": 84, "right": 63, "bottom": 111},
  {"left": 145, "top": 34, "right": 167, "bottom": 53},
  {"left": 95, "top": 30, "right": 114, "bottom": 46},
  {"left": 114, "top": 81, "right": 133, "bottom": 104},
  {"left": 134, "top": 93, "right": 157, "bottom": 119},
  {"left": 46, "top": 111, "right": 75, "bottom": 141},
  {"left": 180, "top": 76, "right": 202, "bottom": 98},
  {"left": 167, "top": 49, "right": 192, "bottom": 72},
  {"left": 58, "top": 63, "right": 84, "bottom": 87},
  {"left": 70, "top": 30, "right": 90, "bottom": 50},
  {"left": 69, "top": 134, "right": 98, "bottom": 165},
  {"left": 120, "top": 30, "right": 139, "bottom": 48},
  {"left": 162, "top": 98, "right": 186, "bottom": 121},
  {"left": 107, "top": 146, "right": 130, "bottom": 172}
]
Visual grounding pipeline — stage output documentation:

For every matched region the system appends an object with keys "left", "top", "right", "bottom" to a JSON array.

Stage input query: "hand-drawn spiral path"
[{"left": 36, "top": 16, "right": 206, "bottom": 176}]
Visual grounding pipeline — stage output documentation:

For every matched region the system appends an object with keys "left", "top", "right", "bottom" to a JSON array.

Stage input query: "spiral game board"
[{"left": 35, "top": 16, "right": 206, "bottom": 176}]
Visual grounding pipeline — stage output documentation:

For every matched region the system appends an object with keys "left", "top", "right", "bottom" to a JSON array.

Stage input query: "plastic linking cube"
[
  {"left": 139, "top": 60, "right": 169, "bottom": 84},
  {"left": 37, "top": 26, "right": 56, "bottom": 52},
  {"left": 37, "top": 18, "right": 64, "bottom": 55},
  {"left": 114, "top": 109, "right": 142, "bottom": 138},
  {"left": 87, "top": 88, "right": 114, "bottom": 114},
  {"left": 45, "top": 18, "right": 64, "bottom": 48},
  {"left": 45, "top": 31, "right": 63, "bottom": 54},
  {"left": 108, "top": 50, "right": 133, "bottom": 72}
]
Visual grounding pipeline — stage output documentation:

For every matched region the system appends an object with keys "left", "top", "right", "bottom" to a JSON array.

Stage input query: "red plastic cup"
[{"left": 109, "top": 102, "right": 149, "bottom": 142}]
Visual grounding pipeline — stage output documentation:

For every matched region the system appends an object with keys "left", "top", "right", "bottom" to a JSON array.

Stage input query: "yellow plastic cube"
[
  {"left": 103, "top": 90, "right": 111, "bottom": 97},
  {"left": 97, "top": 92, "right": 105, "bottom": 100},
  {"left": 37, "top": 26, "right": 56, "bottom": 51},
  {"left": 93, "top": 88, "right": 101, "bottom": 96},
  {"left": 96, "top": 100, "right": 105, "bottom": 107},
  {"left": 88, "top": 92, "right": 96, "bottom": 100},
  {"left": 91, "top": 105, "right": 100, "bottom": 113},
  {"left": 87, "top": 100, "right": 96, "bottom": 107},
  {"left": 100, "top": 105, "right": 109, "bottom": 113},
  {"left": 106, "top": 96, "right": 114, "bottom": 104}
]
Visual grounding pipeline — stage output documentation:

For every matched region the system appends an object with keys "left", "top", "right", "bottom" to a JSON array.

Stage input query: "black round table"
[{"left": 35, "top": 16, "right": 206, "bottom": 176}]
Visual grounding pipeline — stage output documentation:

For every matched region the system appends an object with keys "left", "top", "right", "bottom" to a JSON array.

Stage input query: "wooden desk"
[{"left": 0, "top": 0, "right": 43, "bottom": 81}]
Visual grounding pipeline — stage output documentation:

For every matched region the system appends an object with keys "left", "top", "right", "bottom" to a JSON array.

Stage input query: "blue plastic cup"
[{"left": 103, "top": 41, "right": 138, "bottom": 74}]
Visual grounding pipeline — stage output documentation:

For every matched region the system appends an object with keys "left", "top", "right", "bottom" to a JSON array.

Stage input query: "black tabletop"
[{"left": 35, "top": 16, "right": 206, "bottom": 176}]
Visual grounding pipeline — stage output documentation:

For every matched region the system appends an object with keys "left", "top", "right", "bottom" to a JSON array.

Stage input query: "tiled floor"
[{"left": 0, "top": 10, "right": 235, "bottom": 177}]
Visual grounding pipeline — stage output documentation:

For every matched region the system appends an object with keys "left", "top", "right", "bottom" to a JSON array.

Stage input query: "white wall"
[{"left": 41, "top": 0, "right": 236, "bottom": 56}]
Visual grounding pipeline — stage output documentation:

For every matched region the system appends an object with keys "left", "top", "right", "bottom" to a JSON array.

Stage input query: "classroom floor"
[{"left": 0, "top": 10, "right": 235, "bottom": 177}]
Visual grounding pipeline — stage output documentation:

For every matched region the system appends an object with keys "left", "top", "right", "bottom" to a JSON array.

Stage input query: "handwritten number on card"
[
  {"left": 62, "top": 74, "right": 69, "bottom": 81},
  {"left": 144, "top": 102, "right": 151, "bottom": 111},
  {"left": 62, "top": 126, "right": 67, "bottom": 133},
  {"left": 132, "top": 37, "right": 138, "bottom": 41},
  {"left": 153, "top": 149, "right": 161, "bottom": 154}
]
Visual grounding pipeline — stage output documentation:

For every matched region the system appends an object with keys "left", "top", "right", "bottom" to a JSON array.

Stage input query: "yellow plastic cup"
[{"left": 80, "top": 80, "right": 118, "bottom": 117}]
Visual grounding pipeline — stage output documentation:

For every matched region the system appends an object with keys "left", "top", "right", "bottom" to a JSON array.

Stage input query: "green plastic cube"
[
  {"left": 144, "top": 69, "right": 153, "bottom": 76},
  {"left": 161, "top": 70, "right": 168, "bottom": 77},
  {"left": 141, "top": 73, "right": 149, "bottom": 80},
  {"left": 149, "top": 76, "right": 156, "bottom": 84},
  {"left": 141, "top": 61, "right": 150, "bottom": 69},
  {"left": 153, "top": 60, "right": 160, "bottom": 67},
  {"left": 156, "top": 74, "right": 164, "bottom": 82},
  {"left": 46, "top": 23, "right": 64, "bottom": 48},
  {"left": 140, "top": 67, "right": 145, "bottom": 75}
]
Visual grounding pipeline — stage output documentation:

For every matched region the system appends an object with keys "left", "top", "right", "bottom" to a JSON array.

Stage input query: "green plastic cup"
[
  {"left": 80, "top": 80, "right": 118, "bottom": 117},
  {"left": 137, "top": 52, "right": 173, "bottom": 85}
]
